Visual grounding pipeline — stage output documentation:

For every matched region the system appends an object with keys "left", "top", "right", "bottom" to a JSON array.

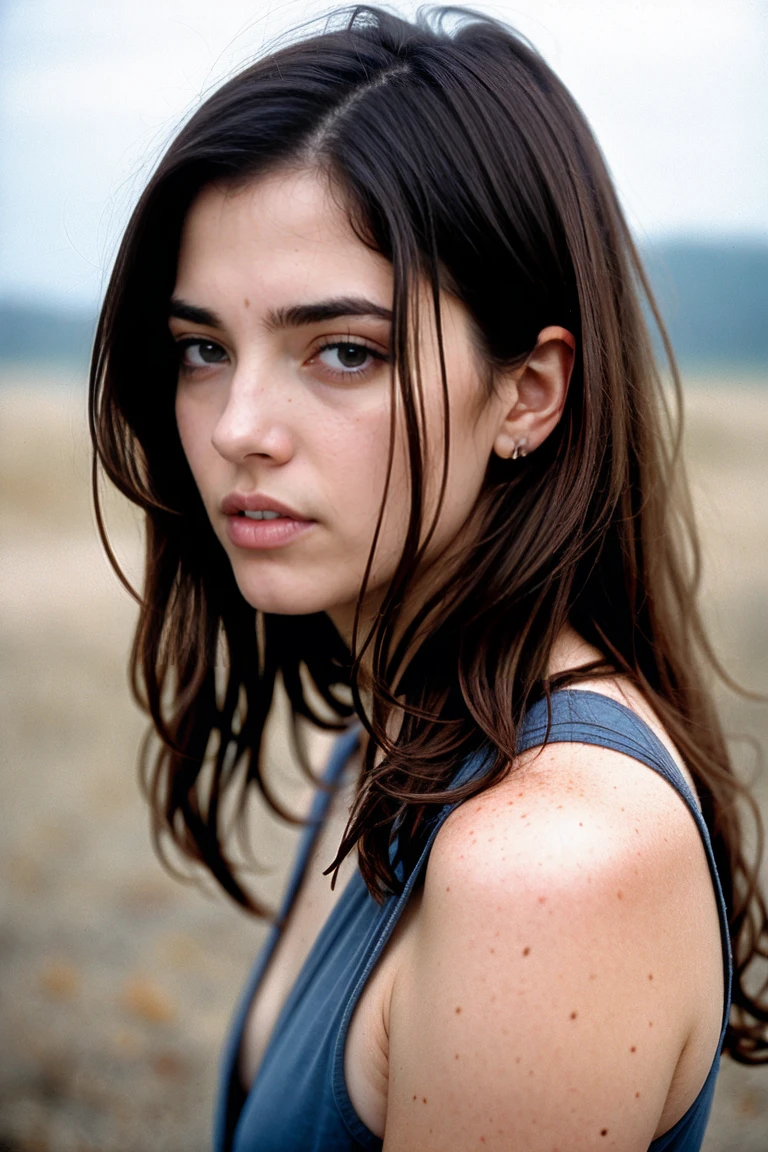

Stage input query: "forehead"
[{"left": 175, "top": 168, "right": 394, "bottom": 303}]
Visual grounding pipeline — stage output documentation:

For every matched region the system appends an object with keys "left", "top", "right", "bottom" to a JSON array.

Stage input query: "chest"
[{"left": 237, "top": 767, "right": 418, "bottom": 1139}]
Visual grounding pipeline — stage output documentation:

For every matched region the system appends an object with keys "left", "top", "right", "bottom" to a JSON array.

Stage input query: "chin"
[
  {"left": 234, "top": 585, "right": 329, "bottom": 617},
  {"left": 231, "top": 570, "right": 356, "bottom": 620}
]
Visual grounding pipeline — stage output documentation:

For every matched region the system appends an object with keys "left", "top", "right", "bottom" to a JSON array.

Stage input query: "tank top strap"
[
  {"left": 277, "top": 724, "right": 361, "bottom": 927},
  {"left": 517, "top": 689, "right": 699, "bottom": 812},
  {"left": 214, "top": 723, "right": 361, "bottom": 1152}
]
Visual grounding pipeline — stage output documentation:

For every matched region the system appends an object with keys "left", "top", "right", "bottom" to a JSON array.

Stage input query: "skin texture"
[{"left": 171, "top": 167, "right": 725, "bottom": 1147}]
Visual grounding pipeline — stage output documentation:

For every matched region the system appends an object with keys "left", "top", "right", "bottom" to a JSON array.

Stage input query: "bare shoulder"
[
  {"left": 383, "top": 687, "right": 724, "bottom": 1151},
  {"left": 422, "top": 716, "right": 713, "bottom": 1020},
  {"left": 432, "top": 688, "right": 705, "bottom": 898}
]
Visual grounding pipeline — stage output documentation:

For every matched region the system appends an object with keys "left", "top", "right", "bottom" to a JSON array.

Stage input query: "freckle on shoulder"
[{"left": 427, "top": 740, "right": 691, "bottom": 915}]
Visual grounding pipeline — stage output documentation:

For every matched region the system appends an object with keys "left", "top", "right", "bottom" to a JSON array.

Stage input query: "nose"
[{"left": 211, "top": 366, "right": 294, "bottom": 466}]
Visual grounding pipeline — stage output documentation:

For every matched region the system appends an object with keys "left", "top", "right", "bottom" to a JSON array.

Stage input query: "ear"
[{"left": 492, "top": 326, "right": 575, "bottom": 460}]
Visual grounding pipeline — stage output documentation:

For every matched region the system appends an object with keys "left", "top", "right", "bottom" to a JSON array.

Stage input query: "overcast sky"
[{"left": 1, "top": 0, "right": 766, "bottom": 311}]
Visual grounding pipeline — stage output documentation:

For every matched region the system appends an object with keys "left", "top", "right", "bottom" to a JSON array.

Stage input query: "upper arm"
[{"left": 383, "top": 743, "right": 719, "bottom": 1151}]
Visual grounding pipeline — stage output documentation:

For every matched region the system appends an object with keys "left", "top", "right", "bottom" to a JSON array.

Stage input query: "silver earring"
[{"left": 511, "top": 440, "right": 527, "bottom": 460}]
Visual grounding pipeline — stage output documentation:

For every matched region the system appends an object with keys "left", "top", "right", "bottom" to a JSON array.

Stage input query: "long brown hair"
[{"left": 89, "top": 5, "right": 768, "bottom": 1061}]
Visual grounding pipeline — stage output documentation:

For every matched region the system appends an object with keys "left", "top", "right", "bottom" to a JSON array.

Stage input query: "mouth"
[
  {"left": 239, "top": 509, "right": 287, "bottom": 521},
  {"left": 221, "top": 492, "right": 310, "bottom": 522},
  {"left": 221, "top": 491, "right": 315, "bottom": 551}
]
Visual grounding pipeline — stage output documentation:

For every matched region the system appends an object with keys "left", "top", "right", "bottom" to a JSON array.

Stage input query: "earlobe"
[
  {"left": 495, "top": 438, "right": 528, "bottom": 461},
  {"left": 492, "top": 326, "right": 575, "bottom": 461}
]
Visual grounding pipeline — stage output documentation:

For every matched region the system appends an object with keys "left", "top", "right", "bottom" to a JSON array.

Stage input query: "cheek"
[
  {"left": 319, "top": 410, "right": 411, "bottom": 588},
  {"left": 174, "top": 403, "right": 197, "bottom": 479},
  {"left": 175, "top": 392, "right": 215, "bottom": 500},
  {"left": 321, "top": 402, "right": 395, "bottom": 514},
  {"left": 175, "top": 390, "right": 194, "bottom": 454}
]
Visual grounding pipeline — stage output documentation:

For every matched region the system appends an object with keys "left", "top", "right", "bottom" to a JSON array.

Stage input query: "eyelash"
[
  {"left": 309, "top": 339, "right": 390, "bottom": 380},
  {"left": 174, "top": 337, "right": 391, "bottom": 380}
]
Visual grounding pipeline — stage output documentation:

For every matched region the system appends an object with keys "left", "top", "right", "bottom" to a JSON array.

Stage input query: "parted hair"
[{"left": 89, "top": 5, "right": 768, "bottom": 1061}]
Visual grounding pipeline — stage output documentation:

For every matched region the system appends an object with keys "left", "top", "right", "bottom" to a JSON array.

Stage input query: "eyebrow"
[
  {"left": 168, "top": 295, "right": 392, "bottom": 331},
  {"left": 264, "top": 298, "right": 393, "bottom": 331},
  {"left": 168, "top": 299, "right": 223, "bottom": 327}
]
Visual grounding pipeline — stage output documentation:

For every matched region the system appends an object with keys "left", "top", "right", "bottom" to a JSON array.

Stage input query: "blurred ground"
[{"left": 1, "top": 369, "right": 767, "bottom": 1151}]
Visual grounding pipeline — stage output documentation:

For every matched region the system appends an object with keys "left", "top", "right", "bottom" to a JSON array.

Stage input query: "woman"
[{"left": 89, "top": 6, "right": 768, "bottom": 1150}]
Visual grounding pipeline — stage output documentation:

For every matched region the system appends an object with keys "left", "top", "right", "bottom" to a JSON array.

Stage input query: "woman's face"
[{"left": 172, "top": 168, "right": 511, "bottom": 640}]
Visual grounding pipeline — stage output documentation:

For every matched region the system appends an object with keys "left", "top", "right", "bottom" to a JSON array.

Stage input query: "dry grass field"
[{"left": 1, "top": 369, "right": 767, "bottom": 1150}]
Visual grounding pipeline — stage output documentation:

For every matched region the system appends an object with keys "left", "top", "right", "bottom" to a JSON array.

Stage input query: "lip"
[
  {"left": 221, "top": 491, "right": 315, "bottom": 552},
  {"left": 221, "top": 491, "right": 309, "bottom": 520}
]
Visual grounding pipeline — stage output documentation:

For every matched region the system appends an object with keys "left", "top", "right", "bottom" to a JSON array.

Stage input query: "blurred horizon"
[{"left": 2, "top": 236, "right": 767, "bottom": 374}]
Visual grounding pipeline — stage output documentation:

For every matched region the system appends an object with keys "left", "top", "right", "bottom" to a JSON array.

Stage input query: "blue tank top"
[{"left": 214, "top": 690, "right": 732, "bottom": 1152}]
